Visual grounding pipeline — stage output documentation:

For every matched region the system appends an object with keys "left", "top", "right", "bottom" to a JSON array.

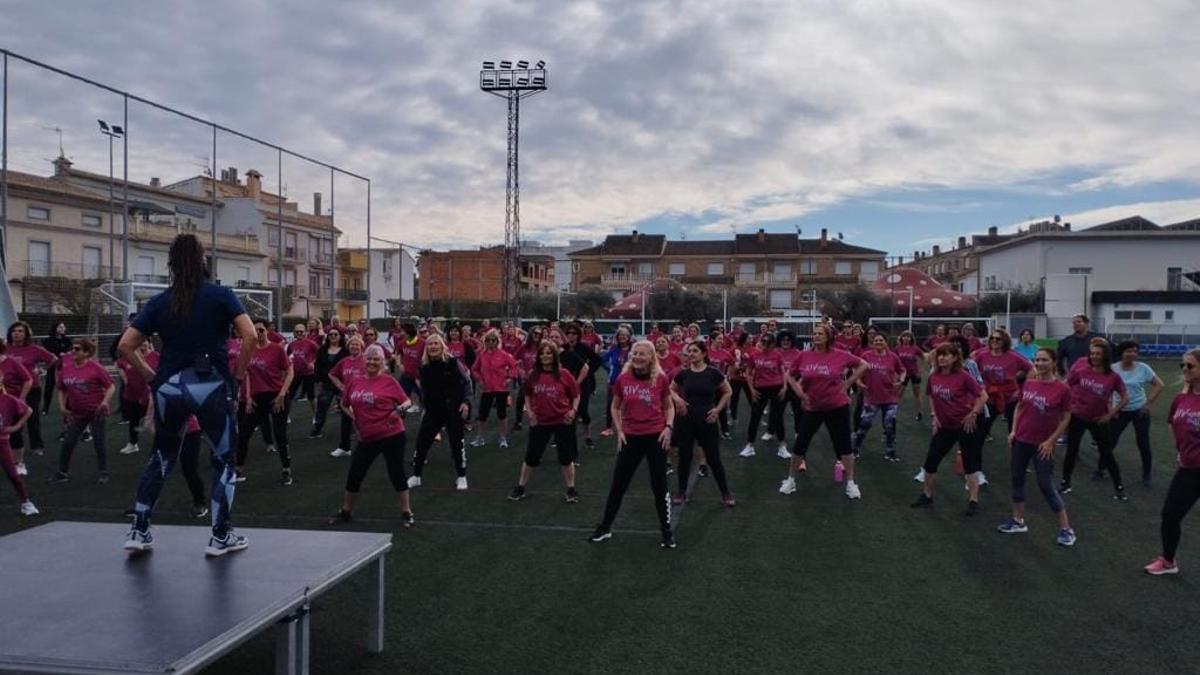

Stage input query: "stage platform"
[{"left": 0, "top": 521, "right": 392, "bottom": 674}]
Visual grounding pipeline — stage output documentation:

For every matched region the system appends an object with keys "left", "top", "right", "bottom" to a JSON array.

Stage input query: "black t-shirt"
[
  {"left": 131, "top": 281, "right": 245, "bottom": 386},
  {"left": 672, "top": 366, "right": 725, "bottom": 420},
  {"left": 562, "top": 343, "right": 599, "bottom": 386}
]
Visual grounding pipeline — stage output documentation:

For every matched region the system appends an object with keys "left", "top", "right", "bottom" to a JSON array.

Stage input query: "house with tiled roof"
[{"left": 569, "top": 228, "right": 886, "bottom": 312}]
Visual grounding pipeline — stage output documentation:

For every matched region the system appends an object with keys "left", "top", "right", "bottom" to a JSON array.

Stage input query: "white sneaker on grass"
[
  {"left": 739, "top": 444, "right": 756, "bottom": 458},
  {"left": 15, "top": 462, "right": 27, "bottom": 476},
  {"left": 776, "top": 443, "right": 791, "bottom": 459},
  {"left": 456, "top": 476, "right": 469, "bottom": 491},
  {"left": 761, "top": 432, "right": 774, "bottom": 441},
  {"left": 330, "top": 447, "right": 351, "bottom": 458},
  {"left": 845, "top": 480, "right": 862, "bottom": 500},
  {"left": 779, "top": 477, "right": 797, "bottom": 495},
  {"left": 119, "top": 443, "right": 139, "bottom": 455},
  {"left": 407, "top": 476, "right": 422, "bottom": 489},
  {"left": 498, "top": 437, "right": 509, "bottom": 449},
  {"left": 19, "top": 500, "right": 38, "bottom": 516},
  {"left": 913, "top": 468, "right": 926, "bottom": 482}
]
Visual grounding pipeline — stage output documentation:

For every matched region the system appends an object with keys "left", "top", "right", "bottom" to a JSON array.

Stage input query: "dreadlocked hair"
[{"left": 168, "top": 234, "right": 208, "bottom": 319}]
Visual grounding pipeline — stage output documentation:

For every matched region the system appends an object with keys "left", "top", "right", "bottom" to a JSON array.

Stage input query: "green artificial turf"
[{"left": 2, "top": 360, "right": 1197, "bottom": 674}]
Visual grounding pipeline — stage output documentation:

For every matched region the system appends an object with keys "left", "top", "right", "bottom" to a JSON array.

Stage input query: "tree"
[
  {"left": 979, "top": 285, "right": 1043, "bottom": 316},
  {"left": 819, "top": 284, "right": 890, "bottom": 323},
  {"left": 572, "top": 286, "right": 616, "bottom": 319},
  {"left": 728, "top": 290, "right": 763, "bottom": 317},
  {"left": 518, "top": 293, "right": 558, "bottom": 321}
]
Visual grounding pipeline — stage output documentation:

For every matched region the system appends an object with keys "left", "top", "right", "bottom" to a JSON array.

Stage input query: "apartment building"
[
  {"left": 568, "top": 228, "right": 886, "bottom": 311},
  {"left": 906, "top": 220, "right": 1069, "bottom": 293},
  {"left": 418, "top": 247, "right": 555, "bottom": 303},
  {"left": 341, "top": 246, "right": 416, "bottom": 319},
  {"left": 168, "top": 168, "right": 341, "bottom": 318},
  {"left": 334, "top": 249, "right": 369, "bottom": 320},
  {"left": 520, "top": 239, "right": 594, "bottom": 291}
]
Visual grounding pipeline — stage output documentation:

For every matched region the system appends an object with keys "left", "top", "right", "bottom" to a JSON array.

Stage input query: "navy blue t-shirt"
[{"left": 131, "top": 281, "right": 245, "bottom": 386}]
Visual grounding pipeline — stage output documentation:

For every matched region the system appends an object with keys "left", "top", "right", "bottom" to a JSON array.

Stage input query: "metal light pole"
[
  {"left": 98, "top": 120, "right": 124, "bottom": 279},
  {"left": 980, "top": 289, "right": 1012, "bottom": 331},
  {"left": 479, "top": 59, "right": 548, "bottom": 320}
]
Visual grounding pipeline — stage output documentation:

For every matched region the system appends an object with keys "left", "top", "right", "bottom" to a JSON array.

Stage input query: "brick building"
[
  {"left": 418, "top": 247, "right": 555, "bottom": 302},
  {"left": 906, "top": 220, "right": 1070, "bottom": 293},
  {"left": 569, "top": 228, "right": 886, "bottom": 311}
]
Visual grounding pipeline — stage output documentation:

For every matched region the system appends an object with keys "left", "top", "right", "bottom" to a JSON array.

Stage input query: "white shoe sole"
[
  {"left": 205, "top": 541, "right": 249, "bottom": 557},
  {"left": 124, "top": 541, "right": 151, "bottom": 553},
  {"left": 779, "top": 482, "right": 797, "bottom": 495},
  {"left": 776, "top": 448, "right": 791, "bottom": 459},
  {"left": 456, "top": 482, "right": 469, "bottom": 491}
]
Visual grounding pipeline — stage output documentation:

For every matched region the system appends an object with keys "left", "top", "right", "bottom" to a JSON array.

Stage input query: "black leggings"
[
  {"left": 676, "top": 418, "right": 729, "bottom": 496},
  {"left": 978, "top": 399, "right": 1017, "bottom": 441},
  {"left": 728, "top": 380, "right": 749, "bottom": 421},
  {"left": 746, "top": 385, "right": 784, "bottom": 444},
  {"left": 236, "top": 392, "right": 291, "bottom": 469},
  {"left": 413, "top": 407, "right": 467, "bottom": 477},
  {"left": 180, "top": 430, "right": 206, "bottom": 506},
  {"left": 1161, "top": 468, "right": 1200, "bottom": 562},
  {"left": 346, "top": 433, "right": 408, "bottom": 493},
  {"left": 576, "top": 380, "right": 595, "bottom": 426},
  {"left": 1010, "top": 440, "right": 1064, "bottom": 512},
  {"left": 599, "top": 433, "right": 670, "bottom": 532},
  {"left": 121, "top": 399, "right": 148, "bottom": 445},
  {"left": 923, "top": 427, "right": 981, "bottom": 474},
  {"left": 792, "top": 406, "right": 852, "bottom": 459},
  {"left": 1062, "top": 415, "right": 1123, "bottom": 489},
  {"left": 12, "top": 387, "right": 45, "bottom": 451},
  {"left": 42, "top": 365, "right": 58, "bottom": 412},
  {"left": 1110, "top": 409, "right": 1152, "bottom": 480}
]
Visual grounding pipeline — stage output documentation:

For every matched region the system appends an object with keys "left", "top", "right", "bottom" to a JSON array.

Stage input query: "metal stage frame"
[{"left": 0, "top": 522, "right": 391, "bottom": 675}]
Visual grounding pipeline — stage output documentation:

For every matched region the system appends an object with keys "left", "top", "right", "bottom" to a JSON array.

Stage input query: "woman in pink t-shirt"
[
  {"left": 0, "top": 340, "right": 33, "bottom": 478},
  {"left": 998, "top": 347, "right": 1076, "bottom": 545},
  {"left": 591, "top": 340, "right": 677, "bottom": 549},
  {"left": 912, "top": 344, "right": 989, "bottom": 515},
  {"left": 6, "top": 321, "right": 56, "bottom": 462},
  {"left": 329, "top": 344, "right": 415, "bottom": 528},
  {"left": 234, "top": 319, "right": 295, "bottom": 485},
  {"left": 654, "top": 336, "right": 683, "bottom": 378},
  {"left": 0, "top": 385, "right": 36, "bottom": 515},
  {"left": 974, "top": 329, "right": 1032, "bottom": 450},
  {"left": 49, "top": 338, "right": 115, "bottom": 484},
  {"left": 894, "top": 331, "right": 926, "bottom": 420},
  {"left": 852, "top": 333, "right": 907, "bottom": 462},
  {"left": 508, "top": 340, "right": 581, "bottom": 503},
  {"left": 116, "top": 341, "right": 160, "bottom": 455},
  {"left": 510, "top": 325, "right": 546, "bottom": 433},
  {"left": 327, "top": 336, "right": 369, "bottom": 458},
  {"left": 740, "top": 332, "right": 788, "bottom": 460},
  {"left": 286, "top": 323, "right": 319, "bottom": 418},
  {"left": 471, "top": 330, "right": 519, "bottom": 448},
  {"left": 781, "top": 323, "right": 869, "bottom": 500},
  {"left": 1145, "top": 348, "right": 1200, "bottom": 575},
  {"left": 1061, "top": 341, "right": 1129, "bottom": 499}
]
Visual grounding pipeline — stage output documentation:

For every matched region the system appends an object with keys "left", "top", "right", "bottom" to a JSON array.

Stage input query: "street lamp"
[{"left": 98, "top": 120, "right": 124, "bottom": 279}]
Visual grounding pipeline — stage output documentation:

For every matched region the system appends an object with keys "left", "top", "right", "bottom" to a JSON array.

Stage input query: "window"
[
  {"left": 768, "top": 289, "right": 792, "bottom": 309},
  {"left": 799, "top": 260, "right": 815, "bottom": 275},
  {"left": 1068, "top": 267, "right": 1092, "bottom": 275},
  {"left": 27, "top": 241, "right": 50, "bottom": 276},
  {"left": 1165, "top": 310, "right": 1175, "bottom": 322},
  {"left": 609, "top": 263, "right": 626, "bottom": 278},
  {"left": 1113, "top": 310, "right": 1152, "bottom": 321},
  {"left": 268, "top": 228, "right": 280, "bottom": 246},
  {"left": 285, "top": 232, "right": 298, "bottom": 258},
  {"left": 237, "top": 266, "right": 251, "bottom": 283},
  {"left": 637, "top": 262, "right": 653, "bottom": 276},
  {"left": 1168, "top": 267, "right": 1183, "bottom": 291},
  {"left": 669, "top": 262, "right": 685, "bottom": 276},
  {"left": 324, "top": 274, "right": 333, "bottom": 289},
  {"left": 771, "top": 263, "right": 791, "bottom": 282},
  {"left": 706, "top": 262, "right": 724, "bottom": 276},
  {"left": 285, "top": 269, "right": 296, "bottom": 286},
  {"left": 137, "top": 256, "right": 155, "bottom": 279},
  {"left": 309, "top": 273, "right": 320, "bottom": 296},
  {"left": 383, "top": 258, "right": 393, "bottom": 275},
  {"left": 799, "top": 289, "right": 817, "bottom": 303},
  {"left": 268, "top": 268, "right": 280, "bottom": 285},
  {"left": 835, "top": 261, "right": 852, "bottom": 275},
  {"left": 82, "top": 246, "right": 102, "bottom": 278},
  {"left": 859, "top": 261, "right": 879, "bottom": 282},
  {"left": 737, "top": 262, "right": 756, "bottom": 279},
  {"left": 26, "top": 206, "right": 49, "bottom": 221},
  {"left": 82, "top": 214, "right": 103, "bottom": 228}
]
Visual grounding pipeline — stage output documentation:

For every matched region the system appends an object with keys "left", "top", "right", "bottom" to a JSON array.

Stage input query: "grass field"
[{"left": 2, "top": 360, "right": 1197, "bottom": 674}]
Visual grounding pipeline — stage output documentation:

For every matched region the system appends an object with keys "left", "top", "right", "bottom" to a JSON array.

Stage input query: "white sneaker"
[
  {"left": 407, "top": 476, "right": 422, "bottom": 489},
  {"left": 15, "top": 462, "right": 27, "bottom": 476},
  {"left": 779, "top": 477, "right": 797, "bottom": 495},
  {"left": 845, "top": 480, "right": 862, "bottom": 500},
  {"left": 978, "top": 471, "right": 989, "bottom": 487},
  {"left": 456, "top": 477, "right": 469, "bottom": 491},
  {"left": 19, "top": 500, "right": 38, "bottom": 516},
  {"left": 409, "top": 404, "right": 422, "bottom": 414},
  {"left": 776, "top": 443, "right": 791, "bottom": 459},
  {"left": 761, "top": 432, "right": 774, "bottom": 441},
  {"left": 499, "top": 437, "right": 509, "bottom": 449},
  {"left": 739, "top": 444, "right": 756, "bottom": 458},
  {"left": 330, "top": 447, "right": 351, "bottom": 458},
  {"left": 469, "top": 436, "right": 485, "bottom": 447},
  {"left": 119, "top": 443, "right": 139, "bottom": 455},
  {"left": 266, "top": 444, "right": 277, "bottom": 454},
  {"left": 913, "top": 468, "right": 926, "bottom": 482}
]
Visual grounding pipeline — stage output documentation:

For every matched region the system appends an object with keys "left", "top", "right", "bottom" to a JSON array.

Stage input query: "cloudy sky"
[{"left": 3, "top": 1, "right": 1198, "bottom": 259}]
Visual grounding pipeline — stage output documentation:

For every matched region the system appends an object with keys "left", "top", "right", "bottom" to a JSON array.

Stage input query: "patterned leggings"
[{"left": 131, "top": 368, "right": 238, "bottom": 538}]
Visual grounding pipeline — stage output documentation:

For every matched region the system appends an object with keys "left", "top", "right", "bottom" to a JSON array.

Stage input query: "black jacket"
[{"left": 418, "top": 357, "right": 473, "bottom": 413}]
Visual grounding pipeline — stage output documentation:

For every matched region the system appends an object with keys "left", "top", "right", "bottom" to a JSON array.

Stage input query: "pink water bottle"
[{"left": 834, "top": 461, "right": 845, "bottom": 483}]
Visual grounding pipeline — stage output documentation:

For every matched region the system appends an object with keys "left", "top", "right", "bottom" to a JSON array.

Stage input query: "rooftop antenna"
[
  {"left": 43, "top": 126, "right": 65, "bottom": 157},
  {"left": 794, "top": 224, "right": 802, "bottom": 236}
]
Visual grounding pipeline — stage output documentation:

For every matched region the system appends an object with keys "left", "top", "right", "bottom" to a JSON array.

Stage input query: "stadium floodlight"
[
  {"left": 516, "top": 60, "right": 529, "bottom": 69},
  {"left": 500, "top": 60, "right": 512, "bottom": 69},
  {"left": 535, "top": 60, "right": 545, "bottom": 69},
  {"left": 482, "top": 60, "right": 495, "bottom": 69}
]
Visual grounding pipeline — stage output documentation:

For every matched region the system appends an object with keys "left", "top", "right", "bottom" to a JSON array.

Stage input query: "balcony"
[
  {"left": 277, "top": 247, "right": 306, "bottom": 263},
  {"left": 310, "top": 251, "right": 335, "bottom": 266},
  {"left": 130, "top": 218, "right": 260, "bottom": 255},
  {"left": 336, "top": 288, "right": 369, "bottom": 303},
  {"left": 12, "top": 260, "right": 118, "bottom": 281},
  {"left": 735, "top": 272, "right": 797, "bottom": 286},
  {"left": 600, "top": 272, "right": 654, "bottom": 287}
]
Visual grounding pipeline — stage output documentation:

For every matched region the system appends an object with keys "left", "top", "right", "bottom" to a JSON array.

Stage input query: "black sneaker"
[
  {"left": 915, "top": 412, "right": 923, "bottom": 421},
  {"left": 327, "top": 509, "right": 352, "bottom": 525},
  {"left": 698, "top": 465, "right": 710, "bottom": 478},
  {"left": 512, "top": 422, "right": 523, "bottom": 432},
  {"left": 565, "top": 486, "right": 579, "bottom": 503},
  {"left": 82, "top": 430, "right": 93, "bottom": 443},
  {"left": 1058, "top": 481, "right": 1073, "bottom": 495},
  {"left": 720, "top": 431, "right": 732, "bottom": 441},
  {"left": 588, "top": 525, "right": 612, "bottom": 542},
  {"left": 1091, "top": 469, "right": 1105, "bottom": 482},
  {"left": 307, "top": 430, "right": 323, "bottom": 439},
  {"left": 1114, "top": 489, "right": 1129, "bottom": 502},
  {"left": 584, "top": 437, "right": 595, "bottom": 449},
  {"left": 660, "top": 531, "right": 677, "bottom": 549},
  {"left": 666, "top": 463, "right": 675, "bottom": 476},
  {"left": 400, "top": 511, "right": 415, "bottom": 528},
  {"left": 280, "top": 470, "right": 294, "bottom": 486},
  {"left": 911, "top": 493, "right": 934, "bottom": 508},
  {"left": 508, "top": 485, "right": 527, "bottom": 501},
  {"left": 96, "top": 471, "right": 110, "bottom": 485},
  {"left": 884, "top": 450, "right": 900, "bottom": 463},
  {"left": 1143, "top": 475, "right": 1153, "bottom": 489},
  {"left": 965, "top": 500, "right": 980, "bottom": 517},
  {"left": 45, "top": 471, "right": 70, "bottom": 485},
  {"left": 191, "top": 504, "right": 209, "bottom": 519}
]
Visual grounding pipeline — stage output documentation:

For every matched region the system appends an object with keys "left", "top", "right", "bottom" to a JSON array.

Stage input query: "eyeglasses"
[
  {"left": 71, "top": 346, "right": 84, "bottom": 352},
  {"left": 989, "top": 337, "right": 1003, "bottom": 342},
  {"left": 328, "top": 332, "right": 341, "bottom": 338}
]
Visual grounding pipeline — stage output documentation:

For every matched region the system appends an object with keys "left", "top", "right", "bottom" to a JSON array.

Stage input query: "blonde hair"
[
  {"left": 347, "top": 336, "right": 365, "bottom": 353},
  {"left": 422, "top": 334, "right": 450, "bottom": 366},
  {"left": 621, "top": 340, "right": 665, "bottom": 380},
  {"left": 1182, "top": 348, "right": 1200, "bottom": 393}
]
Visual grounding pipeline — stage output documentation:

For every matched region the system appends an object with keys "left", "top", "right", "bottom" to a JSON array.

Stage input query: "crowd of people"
[{"left": 0, "top": 236, "right": 1196, "bottom": 574}]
